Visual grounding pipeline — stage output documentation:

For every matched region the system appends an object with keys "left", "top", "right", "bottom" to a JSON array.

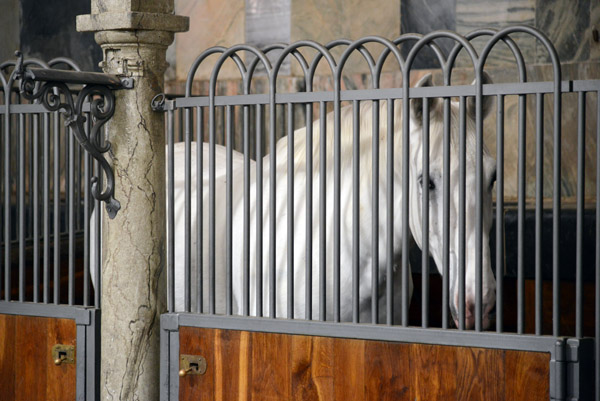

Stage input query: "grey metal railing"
[
  {"left": 155, "top": 26, "right": 598, "bottom": 399},
  {"left": 0, "top": 53, "right": 120, "bottom": 308}
]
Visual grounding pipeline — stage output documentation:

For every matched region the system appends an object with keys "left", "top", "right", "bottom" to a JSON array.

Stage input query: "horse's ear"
[
  {"left": 467, "top": 71, "right": 494, "bottom": 120},
  {"left": 410, "top": 73, "right": 440, "bottom": 125}
]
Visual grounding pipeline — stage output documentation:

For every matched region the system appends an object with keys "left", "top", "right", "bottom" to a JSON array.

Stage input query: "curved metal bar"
[
  {"left": 336, "top": 36, "right": 403, "bottom": 88},
  {"left": 209, "top": 44, "right": 271, "bottom": 98},
  {"left": 185, "top": 46, "right": 246, "bottom": 97},
  {"left": 271, "top": 41, "right": 336, "bottom": 89},
  {"left": 375, "top": 33, "right": 447, "bottom": 81},
  {"left": 447, "top": 28, "right": 526, "bottom": 83},
  {"left": 307, "top": 39, "right": 375, "bottom": 90},
  {"left": 479, "top": 24, "right": 562, "bottom": 337},
  {"left": 245, "top": 43, "right": 310, "bottom": 94}
]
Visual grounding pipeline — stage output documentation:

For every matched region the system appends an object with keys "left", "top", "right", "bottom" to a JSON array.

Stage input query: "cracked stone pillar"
[{"left": 77, "top": 2, "right": 188, "bottom": 400}]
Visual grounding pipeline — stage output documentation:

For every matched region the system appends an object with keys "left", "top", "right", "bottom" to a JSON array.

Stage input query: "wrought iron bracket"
[{"left": 14, "top": 51, "right": 134, "bottom": 219}]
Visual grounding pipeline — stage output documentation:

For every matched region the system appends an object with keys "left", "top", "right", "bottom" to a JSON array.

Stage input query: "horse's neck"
[{"left": 269, "top": 100, "right": 405, "bottom": 174}]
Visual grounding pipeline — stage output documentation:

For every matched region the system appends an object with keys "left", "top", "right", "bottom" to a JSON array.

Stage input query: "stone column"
[{"left": 77, "top": 3, "right": 188, "bottom": 400}]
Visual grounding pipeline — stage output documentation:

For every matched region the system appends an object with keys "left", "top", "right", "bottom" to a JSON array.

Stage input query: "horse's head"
[{"left": 408, "top": 73, "right": 496, "bottom": 329}]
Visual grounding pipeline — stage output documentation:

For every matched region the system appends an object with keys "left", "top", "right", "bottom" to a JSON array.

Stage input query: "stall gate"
[
  {"left": 154, "top": 27, "right": 598, "bottom": 400},
  {"left": 1, "top": 26, "right": 599, "bottom": 401},
  {"left": 0, "top": 53, "right": 127, "bottom": 400}
]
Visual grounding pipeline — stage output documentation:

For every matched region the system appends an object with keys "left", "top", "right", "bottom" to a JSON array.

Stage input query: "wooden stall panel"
[
  {"left": 0, "top": 314, "right": 76, "bottom": 401},
  {"left": 179, "top": 327, "right": 551, "bottom": 401}
]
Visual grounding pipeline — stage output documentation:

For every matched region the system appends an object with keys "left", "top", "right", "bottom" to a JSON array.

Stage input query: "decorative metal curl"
[{"left": 17, "top": 58, "right": 121, "bottom": 218}]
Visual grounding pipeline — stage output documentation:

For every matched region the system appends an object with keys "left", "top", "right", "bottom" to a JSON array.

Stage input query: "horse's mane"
[{"left": 271, "top": 98, "right": 478, "bottom": 174}]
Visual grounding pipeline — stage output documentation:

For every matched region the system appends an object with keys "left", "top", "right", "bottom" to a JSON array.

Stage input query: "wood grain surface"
[
  {"left": 0, "top": 314, "right": 76, "bottom": 401},
  {"left": 179, "top": 327, "right": 551, "bottom": 401}
]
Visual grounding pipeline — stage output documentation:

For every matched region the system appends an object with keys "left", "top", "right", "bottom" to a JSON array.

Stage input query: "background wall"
[
  {"left": 166, "top": 0, "right": 599, "bottom": 201},
  {"left": 0, "top": 0, "right": 598, "bottom": 200},
  {"left": 0, "top": 0, "right": 100, "bottom": 71}
]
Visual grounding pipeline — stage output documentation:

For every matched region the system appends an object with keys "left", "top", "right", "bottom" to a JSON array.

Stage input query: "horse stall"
[
  {"left": 0, "top": 25, "right": 598, "bottom": 401},
  {"left": 0, "top": 55, "right": 114, "bottom": 399},
  {"left": 154, "top": 27, "right": 597, "bottom": 400}
]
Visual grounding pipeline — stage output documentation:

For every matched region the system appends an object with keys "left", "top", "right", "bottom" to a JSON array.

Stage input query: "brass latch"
[
  {"left": 52, "top": 344, "right": 75, "bottom": 366},
  {"left": 179, "top": 354, "right": 207, "bottom": 377}
]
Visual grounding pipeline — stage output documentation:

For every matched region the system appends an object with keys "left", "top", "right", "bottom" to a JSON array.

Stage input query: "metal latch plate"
[
  {"left": 52, "top": 344, "right": 75, "bottom": 365},
  {"left": 179, "top": 354, "right": 207, "bottom": 376}
]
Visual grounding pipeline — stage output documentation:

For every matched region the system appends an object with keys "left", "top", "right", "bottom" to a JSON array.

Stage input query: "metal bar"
[
  {"left": 226, "top": 105, "right": 233, "bottom": 316},
  {"left": 458, "top": 96, "right": 466, "bottom": 330},
  {"left": 387, "top": 99, "right": 395, "bottom": 326},
  {"left": 535, "top": 93, "right": 544, "bottom": 335},
  {"left": 352, "top": 100, "right": 360, "bottom": 324},
  {"left": 421, "top": 97, "right": 430, "bottom": 329},
  {"left": 256, "top": 104, "right": 264, "bottom": 317},
  {"left": 475, "top": 86, "right": 485, "bottom": 333},
  {"left": 209, "top": 98, "right": 216, "bottom": 315},
  {"left": 68, "top": 126, "right": 74, "bottom": 306},
  {"left": 176, "top": 312, "right": 563, "bottom": 354},
  {"left": 18, "top": 112, "right": 25, "bottom": 302},
  {"left": 319, "top": 101, "right": 326, "bottom": 321},
  {"left": 167, "top": 108, "right": 175, "bottom": 313},
  {"left": 33, "top": 113, "right": 39, "bottom": 303},
  {"left": 552, "top": 72, "right": 562, "bottom": 339},
  {"left": 174, "top": 80, "right": 591, "bottom": 109},
  {"left": 305, "top": 101, "right": 313, "bottom": 321},
  {"left": 83, "top": 116, "right": 91, "bottom": 307},
  {"left": 196, "top": 106, "right": 203, "bottom": 314},
  {"left": 3, "top": 99, "right": 9, "bottom": 302},
  {"left": 28, "top": 114, "right": 33, "bottom": 242},
  {"left": 517, "top": 94, "right": 526, "bottom": 334},
  {"left": 333, "top": 94, "right": 341, "bottom": 324},
  {"left": 442, "top": 97, "right": 450, "bottom": 329},
  {"left": 575, "top": 91, "right": 585, "bottom": 339},
  {"left": 53, "top": 111, "right": 60, "bottom": 304},
  {"left": 0, "top": 113, "right": 3, "bottom": 300},
  {"left": 496, "top": 95, "right": 504, "bottom": 333},
  {"left": 75, "top": 120, "right": 80, "bottom": 233},
  {"left": 372, "top": 100, "right": 380, "bottom": 324},
  {"left": 43, "top": 113, "right": 50, "bottom": 304},
  {"left": 287, "top": 103, "right": 295, "bottom": 320},
  {"left": 184, "top": 108, "right": 192, "bottom": 313},
  {"left": 24, "top": 68, "right": 125, "bottom": 88},
  {"left": 94, "top": 159, "right": 101, "bottom": 309},
  {"left": 243, "top": 104, "right": 250, "bottom": 316},
  {"left": 269, "top": 99, "right": 277, "bottom": 319}
]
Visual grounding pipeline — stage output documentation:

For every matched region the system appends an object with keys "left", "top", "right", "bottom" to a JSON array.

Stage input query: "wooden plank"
[
  {"left": 177, "top": 327, "right": 553, "bottom": 400},
  {"left": 333, "top": 337, "right": 365, "bottom": 400},
  {"left": 456, "top": 347, "right": 505, "bottom": 401},
  {"left": 214, "top": 329, "right": 243, "bottom": 400},
  {"left": 179, "top": 326, "right": 215, "bottom": 401},
  {"left": 46, "top": 317, "right": 77, "bottom": 401},
  {"left": 0, "top": 314, "right": 16, "bottom": 399},
  {"left": 291, "top": 335, "right": 334, "bottom": 400},
  {"left": 364, "top": 341, "right": 411, "bottom": 400},
  {"left": 250, "top": 331, "right": 291, "bottom": 400},
  {"left": 15, "top": 315, "right": 48, "bottom": 401},
  {"left": 505, "top": 349, "right": 550, "bottom": 401},
  {"left": 410, "top": 343, "right": 457, "bottom": 399}
]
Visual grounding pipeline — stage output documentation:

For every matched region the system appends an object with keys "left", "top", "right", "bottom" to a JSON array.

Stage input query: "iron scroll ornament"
[{"left": 16, "top": 56, "right": 122, "bottom": 218}]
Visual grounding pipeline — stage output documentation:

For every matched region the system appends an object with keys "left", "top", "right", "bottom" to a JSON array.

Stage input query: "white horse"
[{"left": 169, "top": 73, "right": 497, "bottom": 328}]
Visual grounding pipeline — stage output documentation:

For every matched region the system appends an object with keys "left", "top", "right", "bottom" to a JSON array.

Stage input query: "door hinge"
[{"left": 550, "top": 338, "right": 595, "bottom": 401}]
